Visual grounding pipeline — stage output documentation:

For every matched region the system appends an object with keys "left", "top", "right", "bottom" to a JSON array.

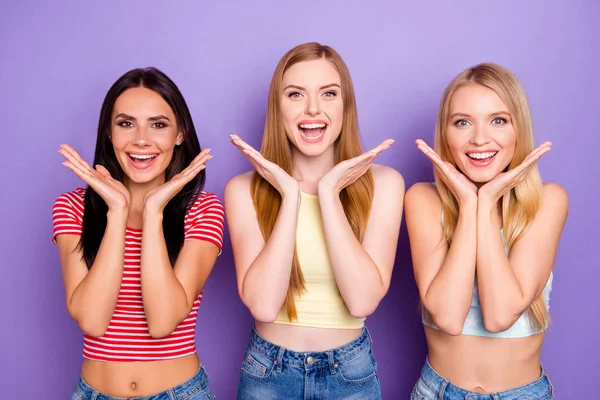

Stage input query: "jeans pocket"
[
  {"left": 413, "top": 376, "right": 438, "bottom": 400},
  {"left": 336, "top": 350, "right": 378, "bottom": 386},
  {"left": 411, "top": 385, "right": 427, "bottom": 400},
  {"left": 240, "top": 350, "right": 275, "bottom": 381}
]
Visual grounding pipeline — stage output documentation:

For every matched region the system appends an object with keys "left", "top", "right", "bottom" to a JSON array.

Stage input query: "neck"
[
  {"left": 291, "top": 145, "right": 335, "bottom": 193},
  {"left": 124, "top": 174, "right": 166, "bottom": 212}
]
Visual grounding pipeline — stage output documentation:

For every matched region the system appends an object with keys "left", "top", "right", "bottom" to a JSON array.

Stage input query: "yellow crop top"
[{"left": 273, "top": 191, "right": 365, "bottom": 329}]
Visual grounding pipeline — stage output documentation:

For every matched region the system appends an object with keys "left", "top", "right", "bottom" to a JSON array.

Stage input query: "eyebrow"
[
  {"left": 449, "top": 111, "right": 510, "bottom": 119},
  {"left": 114, "top": 113, "right": 171, "bottom": 122},
  {"left": 283, "top": 83, "right": 341, "bottom": 91}
]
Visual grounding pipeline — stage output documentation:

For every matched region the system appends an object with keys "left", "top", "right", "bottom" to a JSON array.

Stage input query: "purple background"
[{"left": 1, "top": 1, "right": 598, "bottom": 398}]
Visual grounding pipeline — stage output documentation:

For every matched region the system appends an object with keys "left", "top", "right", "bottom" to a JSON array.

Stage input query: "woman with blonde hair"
[
  {"left": 225, "top": 42, "right": 405, "bottom": 398},
  {"left": 406, "top": 63, "right": 568, "bottom": 399}
]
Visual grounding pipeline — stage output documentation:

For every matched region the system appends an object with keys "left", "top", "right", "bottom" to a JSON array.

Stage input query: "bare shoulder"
[
  {"left": 405, "top": 182, "right": 441, "bottom": 209},
  {"left": 225, "top": 171, "right": 254, "bottom": 193},
  {"left": 541, "top": 182, "right": 569, "bottom": 216},
  {"left": 224, "top": 171, "right": 255, "bottom": 205},
  {"left": 370, "top": 164, "right": 405, "bottom": 194}
]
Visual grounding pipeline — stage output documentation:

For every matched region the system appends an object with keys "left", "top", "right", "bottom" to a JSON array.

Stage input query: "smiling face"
[
  {"left": 110, "top": 86, "right": 183, "bottom": 187},
  {"left": 445, "top": 83, "right": 517, "bottom": 183},
  {"left": 280, "top": 58, "right": 344, "bottom": 157}
]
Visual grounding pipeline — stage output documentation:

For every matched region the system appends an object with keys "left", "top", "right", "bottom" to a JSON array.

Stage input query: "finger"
[
  {"left": 63, "top": 161, "right": 100, "bottom": 186},
  {"left": 60, "top": 145, "right": 94, "bottom": 172},
  {"left": 416, "top": 141, "right": 449, "bottom": 172},
  {"left": 59, "top": 148, "right": 94, "bottom": 173},
  {"left": 95, "top": 164, "right": 113, "bottom": 178},
  {"left": 367, "top": 139, "right": 395, "bottom": 156},
  {"left": 243, "top": 149, "right": 271, "bottom": 169},
  {"left": 230, "top": 135, "right": 265, "bottom": 159},
  {"left": 186, "top": 151, "right": 212, "bottom": 171}
]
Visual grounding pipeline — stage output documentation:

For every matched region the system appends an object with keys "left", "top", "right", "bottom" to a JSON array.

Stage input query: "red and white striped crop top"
[{"left": 52, "top": 188, "right": 225, "bottom": 362}]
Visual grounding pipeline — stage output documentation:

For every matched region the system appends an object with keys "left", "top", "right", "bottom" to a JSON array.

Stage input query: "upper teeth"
[
  {"left": 130, "top": 154, "right": 156, "bottom": 160},
  {"left": 468, "top": 152, "right": 497, "bottom": 160},
  {"left": 299, "top": 123, "right": 326, "bottom": 129}
]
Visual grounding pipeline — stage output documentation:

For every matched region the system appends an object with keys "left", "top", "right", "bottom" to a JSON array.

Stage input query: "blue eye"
[
  {"left": 288, "top": 92, "right": 302, "bottom": 99},
  {"left": 323, "top": 91, "right": 337, "bottom": 98},
  {"left": 491, "top": 117, "right": 507, "bottom": 125},
  {"left": 455, "top": 119, "right": 470, "bottom": 127}
]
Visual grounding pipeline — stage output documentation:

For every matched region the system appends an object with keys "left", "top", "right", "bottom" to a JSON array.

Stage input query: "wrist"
[
  {"left": 142, "top": 207, "right": 164, "bottom": 222},
  {"left": 107, "top": 208, "right": 129, "bottom": 223}
]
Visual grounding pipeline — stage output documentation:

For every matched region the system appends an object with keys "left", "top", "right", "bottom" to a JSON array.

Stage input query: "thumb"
[{"left": 95, "top": 164, "right": 112, "bottom": 178}]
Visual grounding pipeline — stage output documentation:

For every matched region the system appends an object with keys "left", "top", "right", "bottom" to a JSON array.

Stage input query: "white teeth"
[
  {"left": 467, "top": 152, "right": 497, "bottom": 160},
  {"left": 299, "top": 123, "right": 326, "bottom": 129},
  {"left": 130, "top": 154, "right": 157, "bottom": 160}
]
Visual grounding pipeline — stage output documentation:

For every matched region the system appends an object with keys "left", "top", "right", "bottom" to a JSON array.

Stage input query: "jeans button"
[{"left": 307, "top": 356, "right": 315, "bottom": 364}]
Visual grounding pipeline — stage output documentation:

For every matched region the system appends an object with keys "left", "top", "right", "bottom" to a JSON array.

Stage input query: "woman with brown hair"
[{"left": 225, "top": 42, "right": 405, "bottom": 399}]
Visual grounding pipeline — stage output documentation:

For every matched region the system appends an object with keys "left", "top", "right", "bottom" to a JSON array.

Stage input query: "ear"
[{"left": 175, "top": 132, "right": 184, "bottom": 146}]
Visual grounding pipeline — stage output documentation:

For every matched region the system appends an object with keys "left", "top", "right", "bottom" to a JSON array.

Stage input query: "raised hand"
[
  {"left": 143, "top": 148, "right": 212, "bottom": 213},
  {"left": 59, "top": 144, "right": 130, "bottom": 211},
  {"left": 479, "top": 141, "right": 552, "bottom": 202},
  {"left": 318, "top": 139, "right": 395, "bottom": 195},
  {"left": 230, "top": 134, "right": 299, "bottom": 198},
  {"left": 415, "top": 139, "right": 478, "bottom": 205}
]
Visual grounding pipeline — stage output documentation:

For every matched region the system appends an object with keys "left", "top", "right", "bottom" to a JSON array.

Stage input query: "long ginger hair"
[{"left": 251, "top": 42, "right": 374, "bottom": 320}]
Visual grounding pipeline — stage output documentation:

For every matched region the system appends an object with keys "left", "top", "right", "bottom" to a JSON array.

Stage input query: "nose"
[
  {"left": 132, "top": 126, "right": 151, "bottom": 147},
  {"left": 305, "top": 95, "right": 321, "bottom": 116},
  {"left": 469, "top": 124, "right": 491, "bottom": 146}
]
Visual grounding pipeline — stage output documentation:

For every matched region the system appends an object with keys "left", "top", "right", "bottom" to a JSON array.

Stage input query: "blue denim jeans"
[
  {"left": 71, "top": 364, "right": 216, "bottom": 400},
  {"left": 411, "top": 358, "right": 554, "bottom": 399},
  {"left": 237, "top": 326, "right": 381, "bottom": 399}
]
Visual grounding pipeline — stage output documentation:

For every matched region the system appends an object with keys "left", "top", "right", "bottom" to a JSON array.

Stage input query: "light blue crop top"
[{"left": 422, "top": 209, "right": 553, "bottom": 338}]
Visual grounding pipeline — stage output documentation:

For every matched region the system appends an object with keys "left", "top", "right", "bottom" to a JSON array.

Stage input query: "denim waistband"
[
  {"left": 247, "top": 326, "right": 373, "bottom": 372},
  {"left": 419, "top": 358, "right": 554, "bottom": 399},
  {"left": 73, "top": 364, "right": 209, "bottom": 400}
]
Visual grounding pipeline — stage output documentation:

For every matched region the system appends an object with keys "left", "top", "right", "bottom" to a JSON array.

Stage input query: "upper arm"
[
  {"left": 508, "top": 183, "right": 569, "bottom": 301},
  {"left": 360, "top": 166, "right": 405, "bottom": 290},
  {"left": 223, "top": 172, "right": 266, "bottom": 295},
  {"left": 404, "top": 182, "right": 448, "bottom": 300},
  {"left": 174, "top": 194, "right": 225, "bottom": 306},
  {"left": 52, "top": 192, "right": 88, "bottom": 313}
]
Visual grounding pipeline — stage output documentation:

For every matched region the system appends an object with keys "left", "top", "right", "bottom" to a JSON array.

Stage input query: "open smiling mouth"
[
  {"left": 466, "top": 151, "right": 498, "bottom": 166},
  {"left": 127, "top": 153, "right": 158, "bottom": 169},
  {"left": 298, "top": 122, "right": 327, "bottom": 143}
]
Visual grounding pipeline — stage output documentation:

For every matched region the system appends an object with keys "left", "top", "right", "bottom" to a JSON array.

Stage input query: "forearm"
[
  {"left": 423, "top": 201, "right": 477, "bottom": 334},
  {"left": 241, "top": 193, "right": 300, "bottom": 321},
  {"left": 140, "top": 212, "right": 190, "bottom": 338},
  {"left": 476, "top": 198, "right": 525, "bottom": 331},
  {"left": 70, "top": 210, "right": 127, "bottom": 336},
  {"left": 318, "top": 191, "right": 385, "bottom": 317}
]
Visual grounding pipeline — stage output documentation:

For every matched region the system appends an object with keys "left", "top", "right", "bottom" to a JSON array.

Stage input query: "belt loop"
[
  {"left": 327, "top": 350, "right": 336, "bottom": 375},
  {"left": 167, "top": 388, "right": 177, "bottom": 400},
  {"left": 364, "top": 326, "right": 372, "bottom": 344},
  {"left": 275, "top": 346, "right": 285, "bottom": 373},
  {"left": 438, "top": 380, "right": 448, "bottom": 400},
  {"left": 90, "top": 391, "right": 99, "bottom": 400}
]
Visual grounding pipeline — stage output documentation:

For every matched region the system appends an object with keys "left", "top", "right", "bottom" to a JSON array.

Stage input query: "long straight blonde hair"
[
  {"left": 433, "top": 63, "right": 549, "bottom": 329},
  {"left": 251, "top": 42, "right": 374, "bottom": 321}
]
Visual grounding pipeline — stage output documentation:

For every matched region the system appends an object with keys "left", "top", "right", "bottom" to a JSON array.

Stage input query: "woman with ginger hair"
[
  {"left": 406, "top": 63, "right": 568, "bottom": 399},
  {"left": 225, "top": 42, "right": 404, "bottom": 399}
]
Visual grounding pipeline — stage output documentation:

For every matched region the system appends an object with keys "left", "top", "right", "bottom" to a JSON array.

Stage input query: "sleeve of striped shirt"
[
  {"left": 184, "top": 192, "right": 225, "bottom": 253},
  {"left": 52, "top": 190, "right": 84, "bottom": 243}
]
